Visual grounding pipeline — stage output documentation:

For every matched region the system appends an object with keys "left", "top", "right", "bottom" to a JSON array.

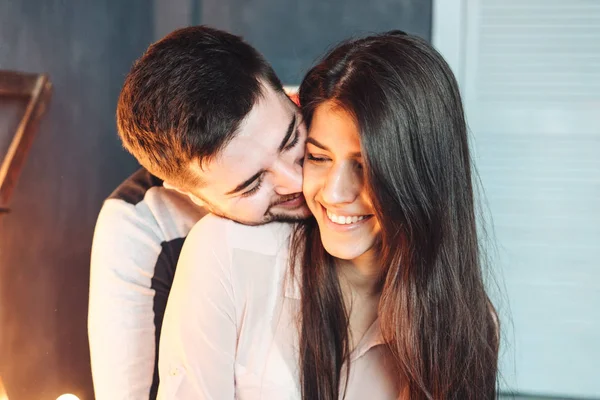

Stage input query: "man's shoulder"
[
  {"left": 96, "top": 168, "right": 205, "bottom": 244},
  {"left": 107, "top": 168, "right": 164, "bottom": 206}
]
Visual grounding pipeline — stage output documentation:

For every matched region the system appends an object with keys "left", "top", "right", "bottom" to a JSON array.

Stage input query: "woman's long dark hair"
[{"left": 291, "top": 31, "right": 499, "bottom": 399}]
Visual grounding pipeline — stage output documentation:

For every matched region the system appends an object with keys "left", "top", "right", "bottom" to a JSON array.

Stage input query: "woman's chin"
[{"left": 321, "top": 240, "right": 369, "bottom": 262}]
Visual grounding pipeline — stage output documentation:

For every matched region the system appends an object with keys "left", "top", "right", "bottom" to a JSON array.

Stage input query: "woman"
[{"left": 158, "top": 31, "right": 498, "bottom": 400}]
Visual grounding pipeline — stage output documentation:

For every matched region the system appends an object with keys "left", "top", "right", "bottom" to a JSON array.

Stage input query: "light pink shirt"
[{"left": 157, "top": 215, "right": 399, "bottom": 399}]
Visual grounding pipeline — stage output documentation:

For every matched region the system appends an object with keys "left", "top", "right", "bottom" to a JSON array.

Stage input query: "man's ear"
[{"left": 163, "top": 181, "right": 205, "bottom": 207}]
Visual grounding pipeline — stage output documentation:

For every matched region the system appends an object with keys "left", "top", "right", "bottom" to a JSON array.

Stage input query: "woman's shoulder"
[
  {"left": 185, "top": 214, "right": 295, "bottom": 304},
  {"left": 187, "top": 214, "right": 294, "bottom": 260}
]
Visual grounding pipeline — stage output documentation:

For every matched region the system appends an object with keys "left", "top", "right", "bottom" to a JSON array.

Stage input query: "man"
[{"left": 88, "top": 26, "right": 309, "bottom": 400}]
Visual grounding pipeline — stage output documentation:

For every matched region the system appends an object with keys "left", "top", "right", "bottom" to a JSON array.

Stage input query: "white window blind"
[{"left": 436, "top": 0, "right": 600, "bottom": 397}]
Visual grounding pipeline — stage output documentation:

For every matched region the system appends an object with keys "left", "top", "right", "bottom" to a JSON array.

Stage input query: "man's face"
[{"left": 181, "top": 83, "right": 311, "bottom": 225}]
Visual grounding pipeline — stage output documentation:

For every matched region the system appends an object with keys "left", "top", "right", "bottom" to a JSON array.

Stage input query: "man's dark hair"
[{"left": 117, "top": 25, "right": 283, "bottom": 187}]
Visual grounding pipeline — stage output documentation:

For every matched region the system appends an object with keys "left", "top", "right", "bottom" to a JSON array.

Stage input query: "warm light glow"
[
  {"left": 283, "top": 85, "right": 299, "bottom": 95},
  {"left": 56, "top": 395, "right": 80, "bottom": 400}
]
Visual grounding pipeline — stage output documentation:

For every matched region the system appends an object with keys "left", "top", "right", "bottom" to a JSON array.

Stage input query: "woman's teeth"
[{"left": 326, "top": 210, "right": 367, "bottom": 225}]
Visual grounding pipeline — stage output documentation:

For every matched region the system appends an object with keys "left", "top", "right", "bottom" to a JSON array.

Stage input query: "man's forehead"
[
  {"left": 238, "top": 87, "right": 294, "bottom": 136},
  {"left": 192, "top": 83, "right": 296, "bottom": 189},
  {"left": 197, "top": 121, "right": 294, "bottom": 189},
  {"left": 214, "top": 135, "right": 272, "bottom": 173},
  {"left": 191, "top": 143, "right": 262, "bottom": 190}
]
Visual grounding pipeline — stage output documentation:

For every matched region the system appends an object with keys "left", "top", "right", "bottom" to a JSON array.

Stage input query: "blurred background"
[{"left": 0, "top": 0, "right": 597, "bottom": 399}]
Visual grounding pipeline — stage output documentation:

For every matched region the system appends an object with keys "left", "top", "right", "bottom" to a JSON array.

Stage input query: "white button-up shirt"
[{"left": 157, "top": 215, "right": 399, "bottom": 399}]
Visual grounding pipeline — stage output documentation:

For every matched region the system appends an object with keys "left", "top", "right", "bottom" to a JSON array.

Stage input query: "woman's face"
[{"left": 303, "top": 101, "right": 381, "bottom": 263}]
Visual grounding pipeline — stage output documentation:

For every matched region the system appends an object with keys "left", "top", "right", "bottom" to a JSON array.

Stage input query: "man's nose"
[{"left": 272, "top": 158, "right": 303, "bottom": 194}]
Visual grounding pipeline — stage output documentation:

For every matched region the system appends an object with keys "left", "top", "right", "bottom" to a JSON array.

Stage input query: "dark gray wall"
[
  {"left": 0, "top": 1, "right": 153, "bottom": 399},
  {"left": 199, "top": 0, "right": 432, "bottom": 83},
  {"left": 0, "top": 0, "right": 431, "bottom": 398}
]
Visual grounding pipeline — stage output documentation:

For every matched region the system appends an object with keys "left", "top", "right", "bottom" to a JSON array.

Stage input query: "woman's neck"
[
  {"left": 335, "top": 250, "right": 382, "bottom": 299},
  {"left": 335, "top": 251, "right": 382, "bottom": 349}
]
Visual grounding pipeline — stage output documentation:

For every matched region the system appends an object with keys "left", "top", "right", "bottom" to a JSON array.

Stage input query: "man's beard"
[
  {"left": 199, "top": 193, "right": 310, "bottom": 226},
  {"left": 261, "top": 193, "right": 309, "bottom": 224}
]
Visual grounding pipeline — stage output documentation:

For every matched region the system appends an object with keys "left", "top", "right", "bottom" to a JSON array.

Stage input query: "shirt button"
[{"left": 170, "top": 366, "right": 180, "bottom": 376}]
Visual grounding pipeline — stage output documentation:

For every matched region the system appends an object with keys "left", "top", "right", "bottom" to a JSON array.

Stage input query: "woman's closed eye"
[{"left": 306, "top": 153, "right": 329, "bottom": 163}]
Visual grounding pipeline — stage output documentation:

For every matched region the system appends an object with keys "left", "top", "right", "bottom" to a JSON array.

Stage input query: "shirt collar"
[
  {"left": 351, "top": 318, "right": 386, "bottom": 361},
  {"left": 282, "top": 253, "right": 386, "bottom": 357},
  {"left": 284, "top": 269, "right": 385, "bottom": 359}
]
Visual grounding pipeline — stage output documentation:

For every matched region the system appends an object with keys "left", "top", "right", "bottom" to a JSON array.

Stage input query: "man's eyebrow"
[
  {"left": 278, "top": 114, "right": 297, "bottom": 152},
  {"left": 225, "top": 169, "right": 265, "bottom": 196},
  {"left": 306, "top": 137, "right": 361, "bottom": 158}
]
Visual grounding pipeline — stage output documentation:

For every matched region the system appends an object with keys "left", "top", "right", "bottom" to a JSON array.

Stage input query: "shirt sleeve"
[
  {"left": 157, "top": 216, "right": 237, "bottom": 400},
  {"left": 88, "top": 198, "right": 165, "bottom": 400}
]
